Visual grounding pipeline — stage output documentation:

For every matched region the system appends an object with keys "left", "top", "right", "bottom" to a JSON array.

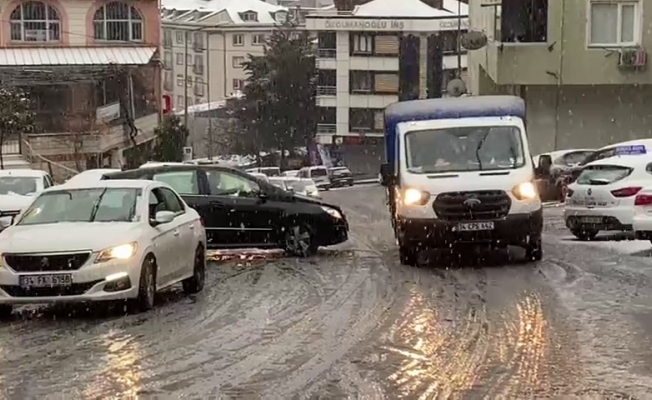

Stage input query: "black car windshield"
[
  {"left": 17, "top": 188, "right": 140, "bottom": 225},
  {"left": 405, "top": 126, "right": 525, "bottom": 173},
  {"left": 0, "top": 177, "right": 38, "bottom": 195}
]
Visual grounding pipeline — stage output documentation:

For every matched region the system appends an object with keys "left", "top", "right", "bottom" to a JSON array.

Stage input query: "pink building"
[{"left": 0, "top": 0, "right": 162, "bottom": 175}]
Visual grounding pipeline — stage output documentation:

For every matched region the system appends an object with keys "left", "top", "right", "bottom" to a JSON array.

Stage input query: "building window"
[
  {"left": 176, "top": 31, "right": 184, "bottom": 43},
  {"left": 163, "top": 29, "right": 172, "bottom": 48},
  {"left": 186, "top": 76, "right": 193, "bottom": 87},
  {"left": 177, "top": 95, "right": 184, "bottom": 107},
  {"left": 164, "top": 51, "right": 172, "bottom": 69},
  {"left": 10, "top": 1, "right": 61, "bottom": 42},
  {"left": 233, "top": 56, "right": 245, "bottom": 67},
  {"left": 233, "top": 79, "right": 246, "bottom": 90},
  {"left": 352, "top": 34, "right": 372, "bottom": 54},
  {"left": 163, "top": 72, "right": 173, "bottom": 91},
  {"left": 351, "top": 71, "right": 372, "bottom": 93},
  {"left": 177, "top": 75, "right": 184, "bottom": 87},
  {"left": 187, "top": 97, "right": 193, "bottom": 106},
  {"left": 93, "top": 2, "right": 143, "bottom": 42},
  {"left": 176, "top": 53, "right": 184, "bottom": 65},
  {"left": 193, "top": 31, "right": 204, "bottom": 50},
  {"left": 195, "top": 78, "right": 205, "bottom": 96},
  {"left": 233, "top": 34, "right": 244, "bottom": 46},
  {"left": 186, "top": 54, "right": 193, "bottom": 65},
  {"left": 240, "top": 12, "right": 257, "bottom": 21},
  {"left": 194, "top": 55, "right": 204, "bottom": 74},
  {"left": 252, "top": 34, "right": 266, "bottom": 45},
  {"left": 589, "top": 1, "right": 639, "bottom": 46}
]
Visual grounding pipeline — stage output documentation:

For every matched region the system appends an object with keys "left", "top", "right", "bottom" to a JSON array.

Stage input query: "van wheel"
[
  {"left": 571, "top": 228, "right": 598, "bottom": 241},
  {"left": 284, "top": 224, "right": 318, "bottom": 257},
  {"left": 525, "top": 238, "right": 543, "bottom": 261},
  {"left": 131, "top": 256, "right": 156, "bottom": 312},
  {"left": 183, "top": 246, "right": 205, "bottom": 295},
  {"left": 0, "top": 304, "right": 12, "bottom": 319},
  {"left": 399, "top": 241, "right": 419, "bottom": 266}
]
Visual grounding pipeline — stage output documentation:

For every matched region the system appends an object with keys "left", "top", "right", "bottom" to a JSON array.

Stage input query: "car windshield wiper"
[
  {"left": 89, "top": 188, "right": 108, "bottom": 222},
  {"left": 475, "top": 130, "right": 491, "bottom": 170}
]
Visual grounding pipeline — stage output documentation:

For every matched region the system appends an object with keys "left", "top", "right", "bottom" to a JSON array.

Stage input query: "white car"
[
  {"left": 286, "top": 178, "right": 320, "bottom": 198},
  {"left": 0, "top": 169, "right": 54, "bottom": 230},
  {"left": 0, "top": 179, "right": 206, "bottom": 317},
  {"left": 64, "top": 168, "right": 121, "bottom": 185},
  {"left": 248, "top": 172, "right": 269, "bottom": 182},
  {"left": 245, "top": 167, "right": 280, "bottom": 177},
  {"left": 282, "top": 170, "right": 299, "bottom": 177},
  {"left": 297, "top": 166, "right": 331, "bottom": 190},
  {"left": 564, "top": 155, "right": 652, "bottom": 240}
]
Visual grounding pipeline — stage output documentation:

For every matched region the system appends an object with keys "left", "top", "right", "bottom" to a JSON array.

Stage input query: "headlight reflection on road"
[
  {"left": 82, "top": 331, "right": 142, "bottom": 398},
  {"left": 206, "top": 249, "right": 284, "bottom": 263}
]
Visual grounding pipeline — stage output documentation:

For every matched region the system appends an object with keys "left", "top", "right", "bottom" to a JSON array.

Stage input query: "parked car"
[
  {"left": 268, "top": 177, "right": 290, "bottom": 190},
  {"left": 534, "top": 149, "right": 595, "bottom": 201},
  {"left": 246, "top": 167, "right": 281, "bottom": 177},
  {"left": 564, "top": 154, "right": 652, "bottom": 240},
  {"left": 329, "top": 166, "right": 354, "bottom": 187},
  {"left": 0, "top": 169, "right": 54, "bottom": 230},
  {"left": 248, "top": 172, "right": 269, "bottom": 182},
  {"left": 285, "top": 178, "right": 320, "bottom": 198},
  {"left": 103, "top": 165, "right": 348, "bottom": 256},
  {"left": 282, "top": 170, "right": 300, "bottom": 178},
  {"left": 0, "top": 179, "right": 206, "bottom": 317},
  {"left": 298, "top": 166, "right": 330, "bottom": 190},
  {"left": 64, "top": 169, "right": 121, "bottom": 186}
]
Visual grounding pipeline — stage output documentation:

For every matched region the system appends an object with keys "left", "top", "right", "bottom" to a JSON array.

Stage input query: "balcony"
[
  {"left": 193, "top": 64, "right": 204, "bottom": 74},
  {"left": 193, "top": 85, "right": 204, "bottom": 96},
  {"left": 193, "top": 41, "right": 205, "bottom": 52},
  {"left": 317, "top": 49, "right": 336, "bottom": 58},
  {"left": 316, "top": 86, "right": 336, "bottom": 96},
  {"left": 163, "top": 39, "right": 172, "bottom": 49},
  {"left": 317, "top": 123, "right": 336, "bottom": 134}
]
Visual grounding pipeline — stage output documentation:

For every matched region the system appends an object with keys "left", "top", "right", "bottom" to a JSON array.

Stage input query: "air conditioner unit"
[{"left": 619, "top": 49, "right": 647, "bottom": 68}]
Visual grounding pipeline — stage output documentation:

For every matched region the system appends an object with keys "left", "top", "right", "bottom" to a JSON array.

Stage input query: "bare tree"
[{"left": 0, "top": 88, "right": 35, "bottom": 169}]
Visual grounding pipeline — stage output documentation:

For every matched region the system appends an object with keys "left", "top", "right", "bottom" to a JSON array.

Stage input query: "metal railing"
[
  {"left": 317, "top": 48, "right": 336, "bottom": 58},
  {"left": 2, "top": 139, "right": 20, "bottom": 155},
  {"left": 316, "top": 86, "right": 336, "bottom": 96},
  {"left": 317, "top": 123, "right": 336, "bottom": 133}
]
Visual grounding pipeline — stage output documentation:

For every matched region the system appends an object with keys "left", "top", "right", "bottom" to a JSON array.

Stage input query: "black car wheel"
[
  {"left": 182, "top": 246, "right": 205, "bottom": 295},
  {"left": 131, "top": 256, "right": 156, "bottom": 312},
  {"left": 284, "top": 224, "right": 318, "bottom": 257},
  {"left": 399, "top": 241, "right": 419, "bottom": 266},
  {"left": 525, "top": 238, "right": 543, "bottom": 261},
  {"left": 0, "top": 304, "right": 12, "bottom": 319},
  {"left": 571, "top": 228, "right": 598, "bottom": 241}
]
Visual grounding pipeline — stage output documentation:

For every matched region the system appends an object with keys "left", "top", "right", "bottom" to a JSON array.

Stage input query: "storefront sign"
[
  {"left": 324, "top": 19, "right": 405, "bottom": 30},
  {"left": 439, "top": 19, "right": 470, "bottom": 29}
]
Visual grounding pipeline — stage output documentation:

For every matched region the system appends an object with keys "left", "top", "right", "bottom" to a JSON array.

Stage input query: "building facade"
[
  {"left": 0, "top": 0, "right": 161, "bottom": 176},
  {"left": 469, "top": 0, "right": 652, "bottom": 155},
  {"left": 161, "top": 0, "right": 290, "bottom": 112},
  {"left": 306, "top": 0, "right": 468, "bottom": 173}
]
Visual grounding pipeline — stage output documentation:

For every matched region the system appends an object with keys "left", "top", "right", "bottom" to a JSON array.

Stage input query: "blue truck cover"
[{"left": 383, "top": 95, "right": 526, "bottom": 162}]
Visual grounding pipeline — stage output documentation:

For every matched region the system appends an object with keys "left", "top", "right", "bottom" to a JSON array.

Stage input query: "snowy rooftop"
[
  {"left": 354, "top": 0, "right": 467, "bottom": 17},
  {"left": 162, "top": 0, "right": 288, "bottom": 25}
]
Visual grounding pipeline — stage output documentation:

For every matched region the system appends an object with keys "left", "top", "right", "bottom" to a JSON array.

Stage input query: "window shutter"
[
  {"left": 374, "top": 74, "right": 398, "bottom": 93},
  {"left": 374, "top": 35, "right": 399, "bottom": 55}
]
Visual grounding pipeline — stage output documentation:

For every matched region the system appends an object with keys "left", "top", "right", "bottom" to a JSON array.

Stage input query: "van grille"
[{"left": 433, "top": 190, "right": 511, "bottom": 221}]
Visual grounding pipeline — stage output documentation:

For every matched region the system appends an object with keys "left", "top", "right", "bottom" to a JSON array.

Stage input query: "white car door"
[
  {"left": 148, "top": 189, "right": 180, "bottom": 286},
  {"left": 156, "top": 187, "right": 196, "bottom": 275}
]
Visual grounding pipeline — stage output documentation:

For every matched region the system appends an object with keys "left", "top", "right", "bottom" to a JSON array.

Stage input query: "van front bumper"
[{"left": 397, "top": 208, "right": 543, "bottom": 247}]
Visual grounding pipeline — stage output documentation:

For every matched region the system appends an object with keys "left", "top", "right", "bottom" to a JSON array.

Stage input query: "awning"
[{"left": 0, "top": 47, "right": 157, "bottom": 66}]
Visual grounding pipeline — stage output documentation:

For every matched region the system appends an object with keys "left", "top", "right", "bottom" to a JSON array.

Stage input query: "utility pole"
[
  {"left": 183, "top": 30, "right": 189, "bottom": 136},
  {"left": 206, "top": 31, "right": 213, "bottom": 160},
  {"left": 457, "top": 0, "right": 462, "bottom": 78}
]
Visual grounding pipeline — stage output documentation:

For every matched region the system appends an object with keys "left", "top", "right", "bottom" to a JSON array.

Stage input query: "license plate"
[
  {"left": 454, "top": 221, "right": 495, "bottom": 231},
  {"left": 19, "top": 274, "right": 72, "bottom": 288},
  {"left": 581, "top": 216, "right": 603, "bottom": 224}
]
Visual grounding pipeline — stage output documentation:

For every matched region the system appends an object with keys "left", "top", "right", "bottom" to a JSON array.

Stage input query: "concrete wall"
[
  {"left": 469, "top": 0, "right": 652, "bottom": 86},
  {"left": 525, "top": 85, "right": 652, "bottom": 155}
]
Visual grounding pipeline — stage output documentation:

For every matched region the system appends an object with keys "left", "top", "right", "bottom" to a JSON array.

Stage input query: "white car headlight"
[
  {"left": 96, "top": 242, "right": 137, "bottom": 263},
  {"left": 512, "top": 182, "right": 538, "bottom": 200},
  {"left": 321, "top": 206, "right": 342, "bottom": 219}
]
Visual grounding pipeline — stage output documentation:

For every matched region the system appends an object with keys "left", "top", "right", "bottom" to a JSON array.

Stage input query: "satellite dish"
[
  {"left": 446, "top": 78, "right": 467, "bottom": 97},
  {"left": 460, "top": 31, "right": 488, "bottom": 51}
]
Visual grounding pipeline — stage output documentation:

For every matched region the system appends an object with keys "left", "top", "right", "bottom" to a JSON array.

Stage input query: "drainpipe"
[{"left": 553, "top": 0, "right": 565, "bottom": 151}]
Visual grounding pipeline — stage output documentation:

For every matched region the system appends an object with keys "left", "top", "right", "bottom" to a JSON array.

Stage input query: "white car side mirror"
[{"left": 154, "top": 210, "right": 175, "bottom": 225}]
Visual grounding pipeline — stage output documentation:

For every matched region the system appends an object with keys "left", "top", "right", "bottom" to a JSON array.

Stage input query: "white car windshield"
[
  {"left": 405, "top": 126, "right": 525, "bottom": 173},
  {"left": 17, "top": 188, "right": 140, "bottom": 225},
  {"left": 0, "top": 177, "right": 38, "bottom": 196}
]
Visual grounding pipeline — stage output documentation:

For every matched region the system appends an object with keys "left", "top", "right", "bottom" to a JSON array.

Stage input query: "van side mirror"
[{"left": 379, "top": 163, "right": 395, "bottom": 186}]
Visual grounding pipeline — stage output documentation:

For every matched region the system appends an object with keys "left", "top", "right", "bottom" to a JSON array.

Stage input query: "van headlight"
[
  {"left": 403, "top": 188, "right": 430, "bottom": 206},
  {"left": 321, "top": 206, "right": 342, "bottom": 219},
  {"left": 96, "top": 242, "right": 137, "bottom": 263},
  {"left": 512, "top": 182, "right": 538, "bottom": 200}
]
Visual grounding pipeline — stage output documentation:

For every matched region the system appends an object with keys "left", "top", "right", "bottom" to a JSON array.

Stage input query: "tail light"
[
  {"left": 611, "top": 187, "right": 642, "bottom": 197},
  {"left": 635, "top": 194, "right": 652, "bottom": 206}
]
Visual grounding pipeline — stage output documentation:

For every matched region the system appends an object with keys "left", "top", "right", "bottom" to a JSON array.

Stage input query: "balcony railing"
[
  {"left": 317, "top": 123, "right": 336, "bottom": 134},
  {"left": 2, "top": 138, "right": 20, "bottom": 155},
  {"left": 193, "top": 64, "right": 204, "bottom": 74},
  {"left": 317, "top": 49, "right": 336, "bottom": 59},
  {"left": 316, "top": 86, "right": 336, "bottom": 96},
  {"left": 193, "top": 41, "right": 205, "bottom": 52},
  {"left": 193, "top": 86, "right": 204, "bottom": 96}
]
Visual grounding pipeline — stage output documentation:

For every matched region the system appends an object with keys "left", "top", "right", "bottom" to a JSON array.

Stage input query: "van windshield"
[{"left": 405, "top": 126, "right": 525, "bottom": 173}]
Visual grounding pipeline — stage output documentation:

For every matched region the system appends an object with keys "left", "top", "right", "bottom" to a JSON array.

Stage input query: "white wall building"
[
  {"left": 161, "top": 0, "right": 290, "bottom": 112},
  {"left": 306, "top": 0, "right": 469, "bottom": 146}
]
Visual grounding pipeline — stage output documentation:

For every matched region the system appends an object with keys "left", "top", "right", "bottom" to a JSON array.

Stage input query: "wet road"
[{"left": 2, "top": 185, "right": 652, "bottom": 398}]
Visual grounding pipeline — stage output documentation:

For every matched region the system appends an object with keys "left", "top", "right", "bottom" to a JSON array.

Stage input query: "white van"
[
  {"left": 0, "top": 169, "right": 54, "bottom": 229},
  {"left": 380, "top": 96, "right": 542, "bottom": 265},
  {"left": 298, "top": 166, "right": 331, "bottom": 190}
]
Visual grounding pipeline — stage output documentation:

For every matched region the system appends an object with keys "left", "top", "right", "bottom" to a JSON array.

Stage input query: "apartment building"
[
  {"left": 469, "top": 0, "right": 652, "bottom": 154},
  {"left": 161, "top": 0, "right": 290, "bottom": 112},
  {"left": 0, "top": 0, "right": 161, "bottom": 175},
  {"left": 306, "top": 0, "right": 469, "bottom": 153}
]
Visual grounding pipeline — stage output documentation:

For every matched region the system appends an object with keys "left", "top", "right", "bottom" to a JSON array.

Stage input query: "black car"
[
  {"left": 103, "top": 165, "right": 348, "bottom": 256},
  {"left": 328, "top": 167, "right": 354, "bottom": 187}
]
